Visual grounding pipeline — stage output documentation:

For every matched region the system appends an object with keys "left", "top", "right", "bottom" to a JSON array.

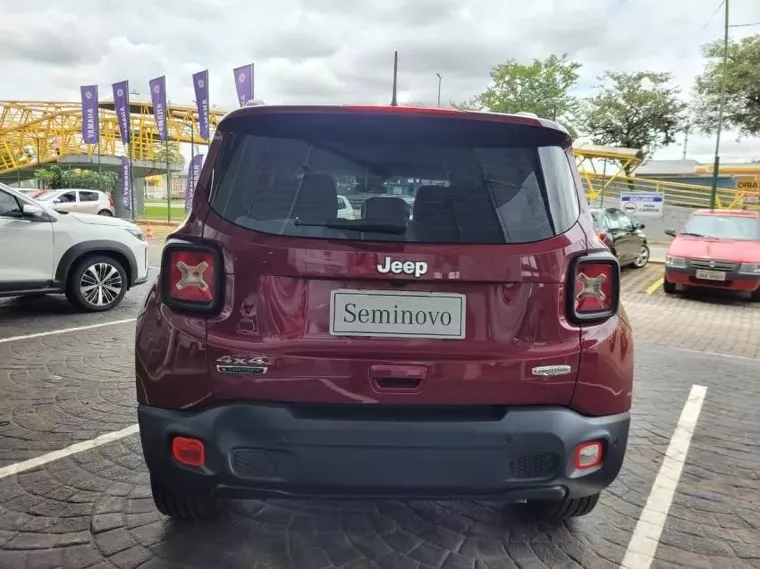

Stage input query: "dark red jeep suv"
[{"left": 135, "top": 104, "right": 633, "bottom": 522}]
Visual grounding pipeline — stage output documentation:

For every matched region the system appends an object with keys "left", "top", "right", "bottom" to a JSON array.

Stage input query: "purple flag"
[
  {"left": 120, "top": 156, "right": 131, "bottom": 212},
  {"left": 193, "top": 70, "right": 209, "bottom": 140},
  {"left": 149, "top": 75, "right": 168, "bottom": 141},
  {"left": 80, "top": 85, "right": 99, "bottom": 144},
  {"left": 112, "top": 80, "right": 130, "bottom": 144},
  {"left": 185, "top": 154, "right": 204, "bottom": 213},
  {"left": 233, "top": 64, "right": 253, "bottom": 107}
]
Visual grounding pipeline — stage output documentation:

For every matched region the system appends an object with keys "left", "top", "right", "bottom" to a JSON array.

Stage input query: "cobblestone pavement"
[
  {"left": 0, "top": 255, "right": 758, "bottom": 568},
  {"left": 621, "top": 264, "right": 760, "bottom": 359}
]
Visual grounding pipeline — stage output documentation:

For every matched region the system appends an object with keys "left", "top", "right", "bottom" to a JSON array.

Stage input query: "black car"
[{"left": 590, "top": 207, "right": 649, "bottom": 268}]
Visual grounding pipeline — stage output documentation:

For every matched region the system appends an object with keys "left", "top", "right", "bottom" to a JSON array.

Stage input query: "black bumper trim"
[
  {"left": 138, "top": 402, "right": 630, "bottom": 502},
  {"left": 666, "top": 266, "right": 760, "bottom": 281}
]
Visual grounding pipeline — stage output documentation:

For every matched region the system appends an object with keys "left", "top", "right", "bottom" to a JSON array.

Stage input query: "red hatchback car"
[
  {"left": 135, "top": 105, "right": 633, "bottom": 522},
  {"left": 664, "top": 209, "right": 760, "bottom": 300}
]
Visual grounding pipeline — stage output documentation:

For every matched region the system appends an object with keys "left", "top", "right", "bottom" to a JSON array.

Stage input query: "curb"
[{"left": 135, "top": 220, "right": 181, "bottom": 228}]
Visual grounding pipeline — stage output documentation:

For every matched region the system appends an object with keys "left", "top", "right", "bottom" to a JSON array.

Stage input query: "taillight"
[
  {"left": 569, "top": 254, "right": 619, "bottom": 323},
  {"left": 109, "top": 197, "right": 115, "bottom": 207},
  {"left": 160, "top": 241, "right": 223, "bottom": 313}
]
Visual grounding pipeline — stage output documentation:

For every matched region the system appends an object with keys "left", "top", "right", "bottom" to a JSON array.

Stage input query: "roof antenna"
[{"left": 390, "top": 51, "right": 398, "bottom": 107}]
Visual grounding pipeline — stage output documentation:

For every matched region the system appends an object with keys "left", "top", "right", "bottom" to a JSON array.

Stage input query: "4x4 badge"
[
  {"left": 216, "top": 355, "right": 268, "bottom": 375},
  {"left": 377, "top": 257, "right": 428, "bottom": 278}
]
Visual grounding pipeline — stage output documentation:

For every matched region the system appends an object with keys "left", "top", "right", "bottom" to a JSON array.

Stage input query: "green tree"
[
  {"left": 454, "top": 53, "right": 582, "bottom": 127},
  {"left": 579, "top": 71, "right": 687, "bottom": 161},
  {"left": 154, "top": 141, "right": 184, "bottom": 165},
  {"left": 694, "top": 34, "right": 760, "bottom": 136},
  {"left": 34, "top": 165, "right": 117, "bottom": 191}
]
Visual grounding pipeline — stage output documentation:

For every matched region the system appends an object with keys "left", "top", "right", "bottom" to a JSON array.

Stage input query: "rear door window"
[{"left": 209, "top": 112, "right": 580, "bottom": 244}]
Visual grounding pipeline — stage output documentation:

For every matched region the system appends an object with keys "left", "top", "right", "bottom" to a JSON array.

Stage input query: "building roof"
[{"left": 636, "top": 159, "right": 702, "bottom": 176}]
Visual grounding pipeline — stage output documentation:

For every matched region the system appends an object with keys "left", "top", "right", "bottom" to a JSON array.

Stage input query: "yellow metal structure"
[
  {"left": 1, "top": 105, "right": 756, "bottom": 211},
  {"left": 572, "top": 144, "right": 756, "bottom": 210},
  {"left": 572, "top": 145, "right": 645, "bottom": 201},
  {"left": 580, "top": 172, "right": 759, "bottom": 211},
  {"left": 695, "top": 163, "right": 760, "bottom": 175},
  {"left": 0, "top": 100, "right": 228, "bottom": 176}
]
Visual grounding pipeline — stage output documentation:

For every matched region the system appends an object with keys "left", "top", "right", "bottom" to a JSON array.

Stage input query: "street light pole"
[
  {"left": 709, "top": 0, "right": 730, "bottom": 209},
  {"left": 436, "top": 73, "right": 442, "bottom": 107}
]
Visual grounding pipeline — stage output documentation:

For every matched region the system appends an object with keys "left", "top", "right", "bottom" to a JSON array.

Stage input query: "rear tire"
[
  {"left": 750, "top": 288, "right": 760, "bottom": 302},
  {"left": 151, "top": 480, "right": 218, "bottom": 521},
  {"left": 663, "top": 279, "right": 677, "bottom": 295},
  {"left": 523, "top": 493, "right": 600, "bottom": 521},
  {"left": 97, "top": 209, "right": 113, "bottom": 216}
]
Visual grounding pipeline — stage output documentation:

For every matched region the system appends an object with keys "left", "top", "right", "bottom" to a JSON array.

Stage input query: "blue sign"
[{"left": 620, "top": 192, "right": 664, "bottom": 218}]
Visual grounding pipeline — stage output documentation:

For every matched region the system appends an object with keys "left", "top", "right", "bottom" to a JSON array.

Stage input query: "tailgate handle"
[{"left": 370, "top": 365, "right": 427, "bottom": 391}]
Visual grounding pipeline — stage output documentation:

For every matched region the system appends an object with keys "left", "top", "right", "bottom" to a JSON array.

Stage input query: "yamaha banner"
[
  {"left": 233, "top": 64, "right": 253, "bottom": 107},
  {"left": 120, "top": 156, "right": 131, "bottom": 212},
  {"left": 80, "top": 85, "right": 99, "bottom": 144},
  {"left": 149, "top": 75, "right": 168, "bottom": 141},
  {"left": 185, "top": 153, "right": 204, "bottom": 213},
  {"left": 193, "top": 69, "right": 209, "bottom": 140},
  {"left": 112, "top": 80, "right": 130, "bottom": 144}
]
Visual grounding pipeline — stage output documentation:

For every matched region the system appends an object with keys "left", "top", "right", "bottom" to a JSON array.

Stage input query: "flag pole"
[
  {"left": 190, "top": 107, "right": 195, "bottom": 202},
  {"left": 166, "top": 136, "right": 171, "bottom": 223},
  {"left": 127, "top": 89, "right": 134, "bottom": 220}
]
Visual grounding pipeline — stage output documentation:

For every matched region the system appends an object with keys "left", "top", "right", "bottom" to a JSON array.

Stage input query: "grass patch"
[{"left": 141, "top": 205, "right": 186, "bottom": 222}]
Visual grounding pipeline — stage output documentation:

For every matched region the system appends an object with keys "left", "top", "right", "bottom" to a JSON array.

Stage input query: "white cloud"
[{"left": 1, "top": 0, "right": 759, "bottom": 163}]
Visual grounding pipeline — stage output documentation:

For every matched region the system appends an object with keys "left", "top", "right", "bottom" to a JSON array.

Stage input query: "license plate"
[
  {"left": 695, "top": 269, "right": 726, "bottom": 281},
  {"left": 330, "top": 290, "right": 466, "bottom": 339}
]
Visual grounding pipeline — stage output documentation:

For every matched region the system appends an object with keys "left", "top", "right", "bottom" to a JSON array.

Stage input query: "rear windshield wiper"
[{"left": 293, "top": 218, "right": 407, "bottom": 234}]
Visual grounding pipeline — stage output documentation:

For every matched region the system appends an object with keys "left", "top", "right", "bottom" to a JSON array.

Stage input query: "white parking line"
[
  {"left": 620, "top": 384, "right": 708, "bottom": 569},
  {"left": 0, "top": 318, "right": 137, "bottom": 345},
  {"left": 0, "top": 424, "right": 139, "bottom": 480}
]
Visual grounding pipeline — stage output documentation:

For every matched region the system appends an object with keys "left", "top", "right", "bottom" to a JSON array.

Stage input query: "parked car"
[
  {"left": 663, "top": 209, "right": 760, "bottom": 300},
  {"left": 135, "top": 105, "right": 632, "bottom": 523},
  {"left": 590, "top": 207, "right": 649, "bottom": 268},
  {"left": 0, "top": 183, "right": 148, "bottom": 312},
  {"left": 36, "top": 188, "right": 115, "bottom": 216},
  {"left": 337, "top": 195, "right": 356, "bottom": 219}
]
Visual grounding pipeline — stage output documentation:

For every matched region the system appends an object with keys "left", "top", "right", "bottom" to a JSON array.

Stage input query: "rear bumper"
[
  {"left": 665, "top": 267, "right": 760, "bottom": 292},
  {"left": 138, "top": 403, "right": 630, "bottom": 502}
]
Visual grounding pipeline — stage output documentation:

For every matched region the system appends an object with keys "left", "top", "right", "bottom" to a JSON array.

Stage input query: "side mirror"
[
  {"left": 636, "top": 223, "right": 646, "bottom": 230},
  {"left": 664, "top": 229, "right": 676, "bottom": 238},
  {"left": 22, "top": 203, "right": 44, "bottom": 217}
]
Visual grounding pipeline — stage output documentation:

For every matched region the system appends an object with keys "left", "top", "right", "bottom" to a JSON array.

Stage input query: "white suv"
[{"left": 0, "top": 183, "right": 149, "bottom": 312}]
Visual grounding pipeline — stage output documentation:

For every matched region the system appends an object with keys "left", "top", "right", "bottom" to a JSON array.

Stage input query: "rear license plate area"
[{"left": 329, "top": 290, "right": 466, "bottom": 339}]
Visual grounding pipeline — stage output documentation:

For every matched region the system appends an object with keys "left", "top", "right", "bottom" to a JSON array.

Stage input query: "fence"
[{"left": 580, "top": 172, "right": 760, "bottom": 211}]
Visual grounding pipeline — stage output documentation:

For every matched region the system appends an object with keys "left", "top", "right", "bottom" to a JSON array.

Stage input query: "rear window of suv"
[{"left": 209, "top": 110, "right": 581, "bottom": 244}]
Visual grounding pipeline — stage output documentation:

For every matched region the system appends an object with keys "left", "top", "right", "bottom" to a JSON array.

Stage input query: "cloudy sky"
[{"left": 2, "top": 0, "right": 759, "bottom": 164}]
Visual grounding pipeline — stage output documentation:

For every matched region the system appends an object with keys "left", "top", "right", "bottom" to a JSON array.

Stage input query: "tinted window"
[
  {"left": 79, "top": 191, "right": 99, "bottom": 202},
  {"left": 605, "top": 210, "right": 624, "bottom": 231},
  {"left": 209, "top": 112, "right": 579, "bottom": 244},
  {"left": 0, "top": 190, "right": 21, "bottom": 216},
  {"left": 683, "top": 215, "right": 760, "bottom": 240},
  {"left": 617, "top": 211, "right": 634, "bottom": 231}
]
